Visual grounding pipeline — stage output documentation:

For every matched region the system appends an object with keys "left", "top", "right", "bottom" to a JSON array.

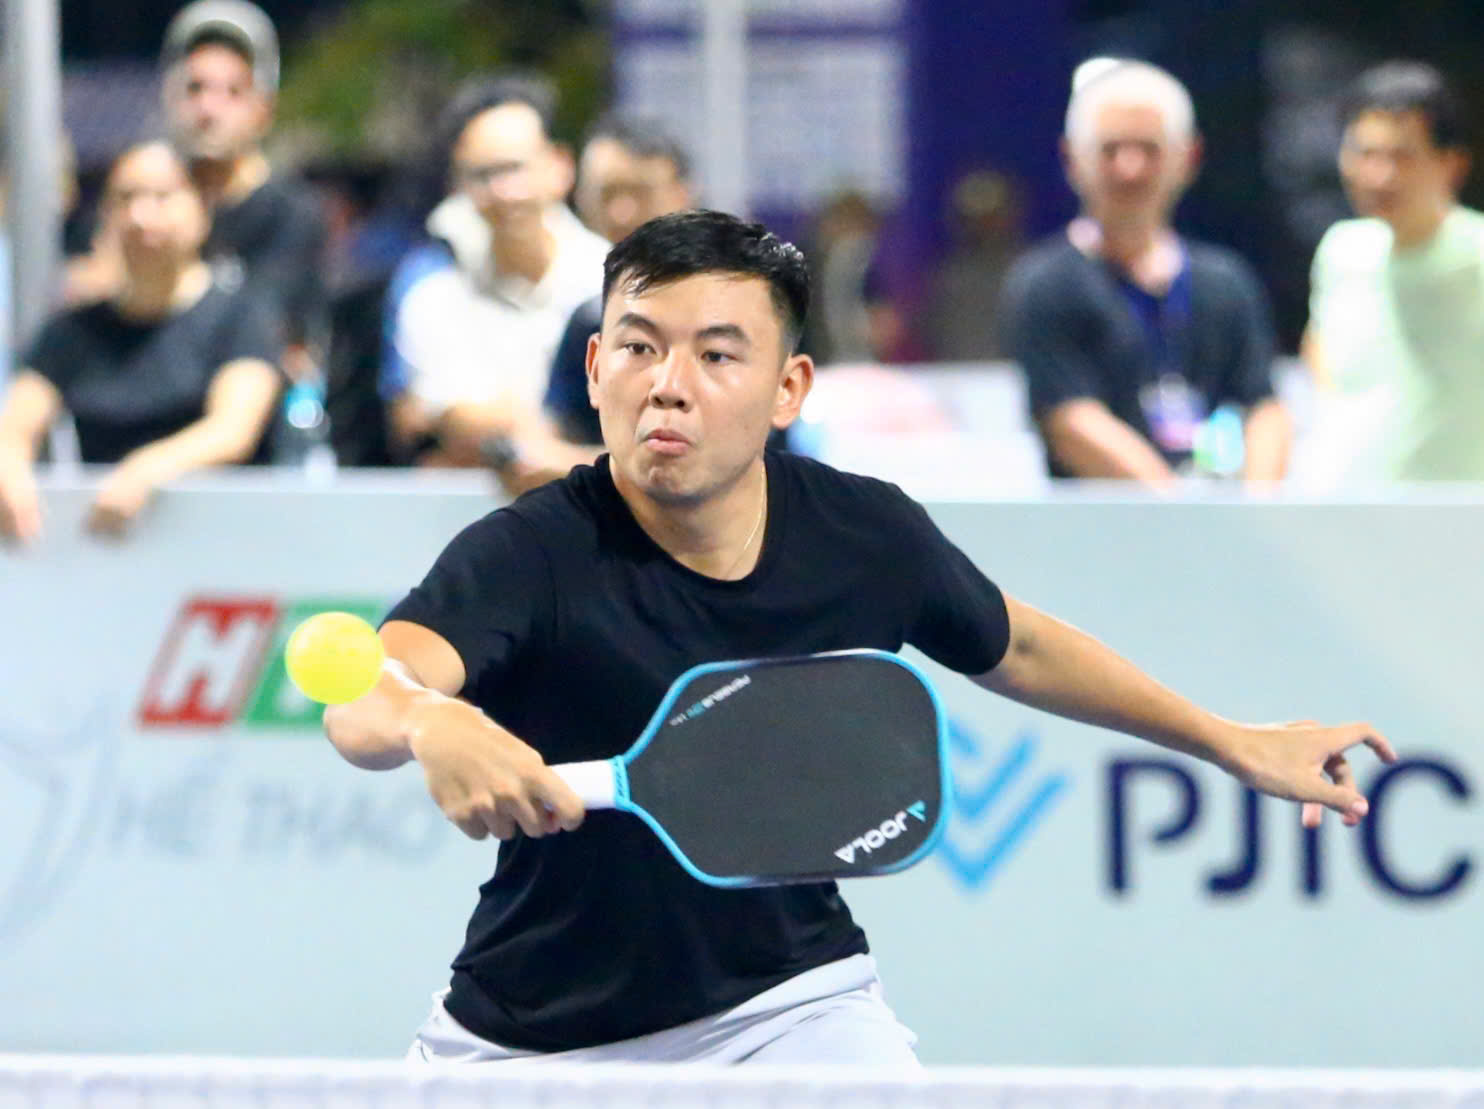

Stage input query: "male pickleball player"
[{"left": 324, "top": 210, "right": 1395, "bottom": 1066}]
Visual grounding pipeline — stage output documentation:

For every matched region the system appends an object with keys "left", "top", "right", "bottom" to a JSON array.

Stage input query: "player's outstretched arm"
[
  {"left": 323, "top": 620, "right": 583, "bottom": 839},
  {"left": 973, "top": 595, "right": 1398, "bottom": 828}
]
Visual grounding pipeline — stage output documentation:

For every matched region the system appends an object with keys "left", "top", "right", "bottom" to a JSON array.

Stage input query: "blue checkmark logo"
[{"left": 936, "top": 720, "right": 1070, "bottom": 891}]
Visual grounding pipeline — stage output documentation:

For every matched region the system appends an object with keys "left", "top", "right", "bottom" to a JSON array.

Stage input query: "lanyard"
[{"left": 1112, "top": 248, "right": 1191, "bottom": 378}]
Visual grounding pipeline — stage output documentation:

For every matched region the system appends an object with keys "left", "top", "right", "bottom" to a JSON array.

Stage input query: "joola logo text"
[{"left": 834, "top": 801, "right": 928, "bottom": 865}]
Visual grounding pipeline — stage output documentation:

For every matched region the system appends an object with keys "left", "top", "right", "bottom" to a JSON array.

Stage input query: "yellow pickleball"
[{"left": 283, "top": 611, "right": 385, "bottom": 705}]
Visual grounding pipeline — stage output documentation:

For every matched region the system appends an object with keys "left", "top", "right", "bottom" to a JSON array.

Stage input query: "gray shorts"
[{"left": 407, "top": 953, "right": 920, "bottom": 1066}]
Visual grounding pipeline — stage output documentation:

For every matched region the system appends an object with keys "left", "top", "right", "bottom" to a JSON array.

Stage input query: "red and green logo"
[{"left": 138, "top": 596, "right": 387, "bottom": 729}]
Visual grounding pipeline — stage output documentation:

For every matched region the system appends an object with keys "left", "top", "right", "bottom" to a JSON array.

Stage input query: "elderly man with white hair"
[{"left": 1001, "top": 58, "right": 1291, "bottom": 486}]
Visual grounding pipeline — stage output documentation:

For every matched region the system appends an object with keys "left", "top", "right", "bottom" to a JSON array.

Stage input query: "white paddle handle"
[{"left": 551, "top": 759, "right": 619, "bottom": 810}]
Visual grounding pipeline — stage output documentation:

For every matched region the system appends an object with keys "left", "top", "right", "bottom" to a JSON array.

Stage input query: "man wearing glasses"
[{"left": 382, "top": 76, "right": 609, "bottom": 473}]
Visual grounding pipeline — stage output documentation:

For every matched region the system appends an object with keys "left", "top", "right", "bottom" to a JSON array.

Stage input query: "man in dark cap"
[{"left": 161, "top": 0, "right": 328, "bottom": 380}]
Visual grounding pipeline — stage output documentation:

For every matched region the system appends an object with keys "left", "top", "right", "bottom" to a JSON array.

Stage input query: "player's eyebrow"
[
  {"left": 612, "top": 312, "right": 662, "bottom": 338},
  {"left": 694, "top": 324, "right": 750, "bottom": 347},
  {"left": 611, "top": 315, "right": 751, "bottom": 349}
]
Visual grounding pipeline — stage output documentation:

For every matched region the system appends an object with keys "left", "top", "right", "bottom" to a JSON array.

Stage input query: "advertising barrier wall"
[{"left": 1, "top": 473, "right": 1479, "bottom": 1064}]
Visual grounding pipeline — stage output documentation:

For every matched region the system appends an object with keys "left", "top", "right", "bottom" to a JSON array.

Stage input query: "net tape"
[{"left": 4, "top": 1058, "right": 1484, "bottom": 1109}]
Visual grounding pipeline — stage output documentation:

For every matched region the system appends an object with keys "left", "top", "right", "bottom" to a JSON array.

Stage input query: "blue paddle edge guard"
[{"left": 611, "top": 648, "right": 952, "bottom": 889}]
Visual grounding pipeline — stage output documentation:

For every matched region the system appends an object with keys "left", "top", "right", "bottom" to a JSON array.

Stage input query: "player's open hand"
[
  {"left": 406, "top": 696, "right": 586, "bottom": 841},
  {"left": 1226, "top": 719, "right": 1398, "bottom": 829}
]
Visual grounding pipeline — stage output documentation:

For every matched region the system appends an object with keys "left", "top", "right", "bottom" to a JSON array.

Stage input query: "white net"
[{"left": 3, "top": 1058, "right": 1484, "bottom": 1109}]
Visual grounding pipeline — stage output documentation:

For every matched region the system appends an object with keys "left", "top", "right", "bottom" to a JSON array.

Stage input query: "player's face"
[
  {"left": 1339, "top": 109, "right": 1467, "bottom": 232},
  {"left": 588, "top": 272, "right": 812, "bottom": 506},
  {"left": 1068, "top": 100, "right": 1195, "bottom": 228},
  {"left": 452, "top": 105, "right": 572, "bottom": 231},
  {"left": 106, "top": 145, "right": 209, "bottom": 268},
  {"left": 577, "top": 139, "right": 692, "bottom": 244},
  {"left": 165, "top": 44, "right": 271, "bottom": 162}
]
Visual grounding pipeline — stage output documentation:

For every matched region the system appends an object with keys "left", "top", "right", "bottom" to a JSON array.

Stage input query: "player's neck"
[
  {"left": 191, "top": 150, "right": 270, "bottom": 208},
  {"left": 618, "top": 460, "right": 768, "bottom": 581},
  {"left": 114, "top": 259, "right": 212, "bottom": 320}
]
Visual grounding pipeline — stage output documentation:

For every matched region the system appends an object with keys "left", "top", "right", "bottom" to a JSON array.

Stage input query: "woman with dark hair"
[{"left": 0, "top": 140, "right": 282, "bottom": 541}]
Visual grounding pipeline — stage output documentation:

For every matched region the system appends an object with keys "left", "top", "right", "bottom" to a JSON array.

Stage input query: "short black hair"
[
  {"left": 584, "top": 112, "right": 690, "bottom": 181},
  {"left": 602, "top": 210, "right": 811, "bottom": 355},
  {"left": 436, "top": 72, "right": 558, "bottom": 172},
  {"left": 1341, "top": 61, "right": 1468, "bottom": 150}
]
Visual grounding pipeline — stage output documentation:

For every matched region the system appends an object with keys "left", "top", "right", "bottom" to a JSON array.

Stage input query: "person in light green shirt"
[{"left": 1304, "top": 61, "right": 1484, "bottom": 482}]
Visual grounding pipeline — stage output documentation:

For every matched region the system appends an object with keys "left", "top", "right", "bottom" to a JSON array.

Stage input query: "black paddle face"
[{"left": 623, "top": 653, "right": 946, "bottom": 886}]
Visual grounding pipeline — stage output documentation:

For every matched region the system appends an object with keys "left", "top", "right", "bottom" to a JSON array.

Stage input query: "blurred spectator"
[
  {"left": 1002, "top": 58, "right": 1290, "bottom": 486},
  {"left": 380, "top": 75, "right": 609, "bottom": 475},
  {"left": 1303, "top": 61, "right": 1484, "bottom": 481},
  {"left": 0, "top": 141, "right": 281, "bottom": 543},
  {"left": 805, "top": 190, "right": 903, "bottom": 365},
  {"left": 311, "top": 160, "right": 420, "bottom": 292},
  {"left": 573, "top": 113, "right": 693, "bottom": 246},
  {"left": 545, "top": 114, "right": 695, "bottom": 447},
  {"left": 63, "top": 2, "right": 327, "bottom": 375},
  {"left": 923, "top": 170, "right": 1024, "bottom": 361},
  {"left": 308, "top": 160, "right": 421, "bottom": 468},
  {"left": 160, "top": 0, "right": 328, "bottom": 381}
]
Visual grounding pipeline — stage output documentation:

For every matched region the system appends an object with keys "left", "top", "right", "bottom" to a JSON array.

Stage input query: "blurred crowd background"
[{"left": 3, "top": 0, "right": 1484, "bottom": 533}]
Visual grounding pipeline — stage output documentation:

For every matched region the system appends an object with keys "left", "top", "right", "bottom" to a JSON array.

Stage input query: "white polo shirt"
[{"left": 390, "top": 197, "right": 610, "bottom": 418}]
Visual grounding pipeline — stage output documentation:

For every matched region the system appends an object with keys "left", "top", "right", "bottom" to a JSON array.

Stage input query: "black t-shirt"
[
  {"left": 204, "top": 175, "right": 328, "bottom": 348},
  {"left": 385, "top": 450, "right": 1010, "bottom": 1051},
  {"left": 25, "top": 281, "right": 281, "bottom": 463},
  {"left": 1001, "top": 235, "right": 1277, "bottom": 476}
]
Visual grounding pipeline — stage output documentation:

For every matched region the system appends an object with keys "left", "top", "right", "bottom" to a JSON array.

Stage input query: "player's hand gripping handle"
[{"left": 551, "top": 759, "right": 621, "bottom": 810}]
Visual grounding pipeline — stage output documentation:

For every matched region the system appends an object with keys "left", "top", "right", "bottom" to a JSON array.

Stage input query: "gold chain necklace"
[{"left": 720, "top": 470, "right": 767, "bottom": 580}]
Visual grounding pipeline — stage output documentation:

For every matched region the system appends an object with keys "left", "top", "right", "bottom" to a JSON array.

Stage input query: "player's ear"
[
  {"left": 772, "top": 352, "right": 814, "bottom": 430},
  {"left": 585, "top": 332, "right": 602, "bottom": 408}
]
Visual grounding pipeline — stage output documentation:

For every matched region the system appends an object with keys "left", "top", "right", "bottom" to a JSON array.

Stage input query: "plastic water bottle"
[
  {"left": 276, "top": 379, "right": 337, "bottom": 479},
  {"left": 1192, "top": 405, "right": 1246, "bottom": 477}
]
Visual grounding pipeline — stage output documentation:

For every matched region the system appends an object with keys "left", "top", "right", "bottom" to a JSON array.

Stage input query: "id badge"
[{"left": 1138, "top": 373, "right": 1208, "bottom": 455}]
